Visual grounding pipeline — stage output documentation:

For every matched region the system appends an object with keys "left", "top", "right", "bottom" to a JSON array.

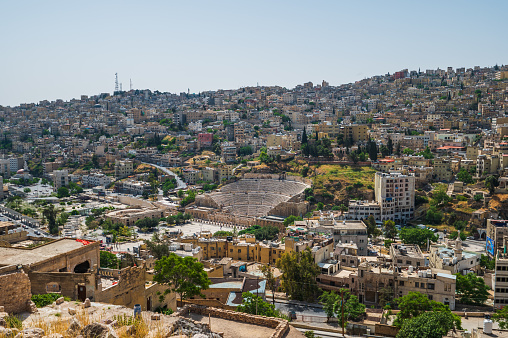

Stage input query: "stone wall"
[
  {"left": 0, "top": 270, "right": 31, "bottom": 313},
  {"left": 28, "top": 271, "right": 96, "bottom": 301},
  {"left": 375, "top": 323, "right": 399, "bottom": 337},
  {"left": 176, "top": 305, "right": 289, "bottom": 338},
  {"left": 268, "top": 201, "right": 309, "bottom": 218},
  {"left": 27, "top": 240, "right": 100, "bottom": 273},
  {"left": 96, "top": 266, "right": 147, "bottom": 309},
  {"left": 0, "top": 231, "right": 29, "bottom": 245}
]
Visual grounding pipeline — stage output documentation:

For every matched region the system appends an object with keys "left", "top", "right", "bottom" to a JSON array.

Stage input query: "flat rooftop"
[{"left": 0, "top": 239, "right": 88, "bottom": 266}]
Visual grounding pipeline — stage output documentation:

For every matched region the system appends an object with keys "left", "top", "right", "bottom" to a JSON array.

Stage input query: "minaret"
[{"left": 454, "top": 232, "right": 463, "bottom": 260}]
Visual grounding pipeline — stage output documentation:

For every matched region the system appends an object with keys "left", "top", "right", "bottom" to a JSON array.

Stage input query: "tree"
[
  {"left": 485, "top": 175, "right": 499, "bottom": 195},
  {"left": 145, "top": 233, "right": 170, "bottom": 260},
  {"left": 387, "top": 137, "right": 393, "bottom": 155},
  {"left": 393, "top": 291, "right": 460, "bottom": 328},
  {"left": 365, "top": 215, "right": 381, "bottom": 238},
  {"left": 276, "top": 248, "right": 321, "bottom": 302},
  {"left": 42, "top": 204, "right": 59, "bottom": 235},
  {"left": 399, "top": 228, "right": 438, "bottom": 248},
  {"left": 237, "top": 292, "right": 286, "bottom": 319},
  {"left": 383, "top": 220, "right": 397, "bottom": 239},
  {"left": 284, "top": 215, "right": 303, "bottom": 227},
  {"left": 349, "top": 152, "right": 359, "bottom": 164},
  {"left": 153, "top": 253, "right": 211, "bottom": 301},
  {"left": 319, "top": 291, "right": 340, "bottom": 322},
  {"left": 403, "top": 148, "right": 414, "bottom": 155},
  {"left": 260, "top": 265, "right": 277, "bottom": 306},
  {"left": 480, "top": 254, "right": 495, "bottom": 270},
  {"left": 100, "top": 251, "right": 119, "bottom": 269},
  {"left": 455, "top": 272, "right": 490, "bottom": 305},
  {"left": 395, "top": 142, "right": 401, "bottom": 155},
  {"left": 492, "top": 306, "right": 508, "bottom": 329},
  {"left": 431, "top": 186, "right": 452, "bottom": 206},
  {"left": 397, "top": 311, "right": 462, "bottom": 338},
  {"left": 57, "top": 186, "right": 70, "bottom": 198},
  {"left": 457, "top": 169, "right": 474, "bottom": 184},
  {"left": 302, "top": 127, "right": 308, "bottom": 145},
  {"left": 368, "top": 139, "right": 378, "bottom": 161},
  {"left": 135, "top": 217, "right": 159, "bottom": 231}
]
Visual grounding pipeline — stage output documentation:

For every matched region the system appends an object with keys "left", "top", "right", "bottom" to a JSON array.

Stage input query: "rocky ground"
[{"left": 0, "top": 298, "right": 224, "bottom": 338}]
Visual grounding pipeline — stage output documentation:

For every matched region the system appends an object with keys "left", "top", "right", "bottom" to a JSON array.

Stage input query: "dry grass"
[{"left": 27, "top": 316, "right": 71, "bottom": 336}]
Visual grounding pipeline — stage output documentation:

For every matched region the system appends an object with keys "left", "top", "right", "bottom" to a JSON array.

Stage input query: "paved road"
[
  {"left": 0, "top": 212, "right": 49, "bottom": 238},
  {"left": 142, "top": 162, "right": 187, "bottom": 190},
  {"left": 274, "top": 299, "right": 326, "bottom": 318}
]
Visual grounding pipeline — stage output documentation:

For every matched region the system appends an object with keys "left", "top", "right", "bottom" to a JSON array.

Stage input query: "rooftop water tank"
[{"left": 484, "top": 318, "right": 493, "bottom": 334}]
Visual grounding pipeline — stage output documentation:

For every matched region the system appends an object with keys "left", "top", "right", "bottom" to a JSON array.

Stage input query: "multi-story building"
[
  {"left": 390, "top": 243, "right": 427, "bottom": 268},
  {"left": 375, "top": 172, "right": 415, "bottom": 223},
  {"left": 182, "top": 168, "right": 200, "bottom": 185},
  {"left": 198, "top": 133, "right": 213, "bottom": 147},
  {"left": 343, "top": 124, "right": 369, "bottom": 143},
  {"left": 429, "top": 238, "right": 480, "bottom": 274},
  {"left": 319, "top": 220, "right": 368, "bottom": 256},
  {"left": 486, "top": 219, "right": 508, "bottom": 258},
  {"left": 318, "top": 261, "right": 456, "bottom": 309},
  {"left": 115, "top": 179, "right": 151, "bottom": 196},
  {"left": 115, "top": 160, "right": 134, "bottom": 179},
  {"left": 82, "top": 172, "right": 112, "bottom": 188},
  {"left": 221, "top": 143, "right": 237, "bottom": 163},
  {"left": 433, "top": 158, "right": 453, "bottom": 182},
  {"left": 495, "top": 238, "right": 508, "bottom": 309},
  {"left": 52, "top": 170, "right": 69, "bottom": 190}
]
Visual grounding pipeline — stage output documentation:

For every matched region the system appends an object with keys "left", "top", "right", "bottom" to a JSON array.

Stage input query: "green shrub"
[
  {"left": 154, "top": 306, "right": 174, "bottom": 315},
  {"left": 31, "top": 293, "right": 70, "bottom": 308},
  {"left": 456, "top": 195, "right": 468, "bottom": 201}
]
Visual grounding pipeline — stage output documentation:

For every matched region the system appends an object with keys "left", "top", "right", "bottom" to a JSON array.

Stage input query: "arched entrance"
[{"left": 74, "top": 261, "right": 90, "bottom": 273}]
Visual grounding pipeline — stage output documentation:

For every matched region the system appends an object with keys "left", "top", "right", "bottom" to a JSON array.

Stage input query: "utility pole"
[
  {"left": 256, "top": 276, "right": 259, "bottom": 315},
  {"left": 341, "top": 289, "right": 345, "bottom": 337}
]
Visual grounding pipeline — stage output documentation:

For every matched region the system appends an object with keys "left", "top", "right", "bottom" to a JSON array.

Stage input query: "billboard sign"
[{"left": 486, "top": 236, "right": 495, "bottom": 256}]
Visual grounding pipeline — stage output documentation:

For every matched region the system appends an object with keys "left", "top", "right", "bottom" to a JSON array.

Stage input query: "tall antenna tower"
[
  {"left": 130, "top": 78, "right": 133, "bottom": 91},
  {"left": 115, "top": 73, "right": 119, "bottom": 92},
  {"left": 120, "top": 83, "right": 122, "bottom": 91}
]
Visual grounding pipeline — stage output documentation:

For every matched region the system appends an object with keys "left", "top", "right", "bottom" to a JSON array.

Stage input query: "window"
[
  {"left": 415, "top": 282, "right": 419, "bottom": 288},
  {"left": 238, "top": 249, "right": 241, "bottom": 253},
  {"left": 230, "top": 249, "right": 233, "bottom": 253},
  {"left": 406, "top": 261, "right": 411, "bottom": 265},
  {"left": 428, "top": 283, "right": 435, "bottom": 290},
  {"left": 428, "top": 295, "right": 433, "bottom": 300},
  {"left": 420, "top": 283, "right": 425, "bottom": 289},
  {"left": 399, "top": 281, "right": 404, "bottom": 286}
]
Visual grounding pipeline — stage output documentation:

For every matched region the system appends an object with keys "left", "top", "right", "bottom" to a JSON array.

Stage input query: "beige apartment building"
[
  {"left": 343, "top": 124, "right": 369, "bottom": 142},
  {"left": 433, "top": 158, "right": 453, "bottom": 182},
  {"left": 114, "top": 159, "right": 134, "bottom": 179}
]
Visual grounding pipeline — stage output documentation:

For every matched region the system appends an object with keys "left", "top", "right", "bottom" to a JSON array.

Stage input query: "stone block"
[
  {"left": 151, "top": 314, "right": 161, "bottom": 321},
  {"left": 14, "top": 328, "right": 45, "bottom": 338},
  {"left": 68, "top": 307, "right": 76, "bottom": 315},
  {"left": 83, "top": 298, "right": 91, "bottom": 308},
  {"left": 55, "top": 297, "right": 64, "bottom": 305}
]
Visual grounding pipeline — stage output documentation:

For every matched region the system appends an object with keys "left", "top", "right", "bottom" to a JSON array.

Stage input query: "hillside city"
[{"left": 2, "top": 64, "right": 508, "bottom": 337}]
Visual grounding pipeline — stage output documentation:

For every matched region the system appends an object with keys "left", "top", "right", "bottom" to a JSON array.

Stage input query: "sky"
[{"left": 1, "top": 1, "right": 507, "bottom": 107}]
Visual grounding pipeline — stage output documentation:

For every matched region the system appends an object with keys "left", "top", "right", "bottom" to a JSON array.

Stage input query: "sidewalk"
[{"left": 266, "top": 292, "right": 324, "bottom": 309}]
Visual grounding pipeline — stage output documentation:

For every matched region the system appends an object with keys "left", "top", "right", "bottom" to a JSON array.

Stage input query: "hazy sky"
[{"left": 1, "top": 1, "right": 507, "bottom": 107}]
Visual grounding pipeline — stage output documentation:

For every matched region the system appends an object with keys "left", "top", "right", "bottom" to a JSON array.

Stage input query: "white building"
[
  {"left": 375, "top": 172, "right": 415, "bottom": 223},
  {"left": 82, "top": 172, "right": 112, "bottom": 188},
  {"left": 348, "top": 172, "right": 415, "bottom": 223},
  {"left": 52, "top": 170, "right": 69, "bottom": 190}
]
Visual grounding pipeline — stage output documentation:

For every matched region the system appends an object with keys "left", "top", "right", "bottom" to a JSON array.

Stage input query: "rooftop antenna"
[
  {"left": 130, "top": 78, "right": 133, "bottom": 91},
  {"left": 115, "top": 73, "right": 119, "bottom": 92}
]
